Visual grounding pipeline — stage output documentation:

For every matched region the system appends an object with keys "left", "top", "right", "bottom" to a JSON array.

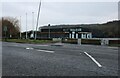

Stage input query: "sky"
[{"left": 0, "top": 0, "right": 119, "bottom": 32}]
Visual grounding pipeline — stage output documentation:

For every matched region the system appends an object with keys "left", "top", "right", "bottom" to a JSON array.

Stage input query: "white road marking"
[
  {"left": 108, "top": 47, "right": 118, "bottom": 49},
  {"left": 13, "top": 45, "right": 25, "bottom": 47},
  {"left": 84, "top": 52, "right": 102, "bottom": 68},
  {"left": 37, "top": 50, "right": 54, "bottom": 53},
  {"left": 14, "top": 45, "right": 19, "bottom": 46},
  {"left": 26, "top": 48, "right": 34, "bottom": 50},
  {"left": 36, "top": 45, "right": 49, "bottom": 46}
]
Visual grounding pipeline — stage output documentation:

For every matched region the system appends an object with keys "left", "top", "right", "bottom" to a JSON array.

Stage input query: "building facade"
[{"left": 37, "top": 25, "right": 92, "bottom": 39}]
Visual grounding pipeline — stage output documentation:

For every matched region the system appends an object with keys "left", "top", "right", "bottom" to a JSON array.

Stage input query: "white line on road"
[
  {"left": 108, "top": 47, "right": 118, "bottom": 49},
  {"left": 37, "top": 50, "right": 54, "bottom": 53},
  {"left": 84, "top": 52, "right": 102, "bottom": 68},
  {"left": 36, "top": 45, "right": 49, "bottom": 46},
  {"left": 26, "top": 48, "right": 34, "bottom": 50}
]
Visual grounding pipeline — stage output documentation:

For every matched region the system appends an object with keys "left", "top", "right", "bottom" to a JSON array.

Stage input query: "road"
[{"left": 2, "top": 42, "right": 118, "bottom": 76}]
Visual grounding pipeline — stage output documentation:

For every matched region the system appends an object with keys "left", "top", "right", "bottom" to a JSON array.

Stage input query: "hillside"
[
  {"left": 84, "top": 20, "right": 119, "bottom": 38},
  {"left": 51, "top": 20, "right": 119, "bottom": 38}
]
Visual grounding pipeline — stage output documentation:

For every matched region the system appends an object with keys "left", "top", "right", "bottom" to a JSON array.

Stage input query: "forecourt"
[{"left": 2, "top": 42, "right": 118, "bottom": 76}]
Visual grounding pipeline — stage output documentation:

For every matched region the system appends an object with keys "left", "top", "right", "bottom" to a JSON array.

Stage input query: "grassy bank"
[{"left": 2, "top": 39, "right": 58, "bottom": 44}]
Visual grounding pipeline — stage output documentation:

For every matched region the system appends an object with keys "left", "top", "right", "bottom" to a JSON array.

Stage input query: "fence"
[{"left": 61, "top": 38, "right": 120, "bottom": 46}]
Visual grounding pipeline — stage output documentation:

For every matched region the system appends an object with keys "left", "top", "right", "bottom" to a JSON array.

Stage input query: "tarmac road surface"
[{"left": 2, "top": 42, "right": 118, "bottom": 76}]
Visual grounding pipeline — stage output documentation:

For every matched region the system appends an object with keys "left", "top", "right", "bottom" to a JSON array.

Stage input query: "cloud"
[
  {"left": 0, "top": 3, "right": 2, "bottom": 17},
  {"left": 2, "top": 2, "right": 118, "bottom": 32},
  {"left": 118, "top": 1, "right": 120, "bottom": 19},
  {"left": 1, "top": 0, "right": 120, "bottom": 2},
  {"left": 40, "top": 2, "right": 118, "bottom": 24}
]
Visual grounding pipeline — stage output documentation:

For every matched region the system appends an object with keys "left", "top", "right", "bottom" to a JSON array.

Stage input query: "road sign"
[
  {"left": 4, "top": 26, "right": 7, "bottom": 31},
  {"left": 70, "top": 28, "right": 82, "bottom": 32}
]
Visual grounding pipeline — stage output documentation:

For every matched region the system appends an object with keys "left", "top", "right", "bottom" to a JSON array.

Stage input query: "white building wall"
[
  {"left": 69, "top": 33, "right": 71, "bottom": 38},
  {"left": 87, "top": 33, "right": 92, "bottom": 39},
  {"left": 76, "top": 33, "right": 78, "bottom": 39},
  {"left": 81, "top": 33, "right": 86, "bottom": 39},
  {"left": 72, "top": 32, "right": 75, "bottom": 39}
]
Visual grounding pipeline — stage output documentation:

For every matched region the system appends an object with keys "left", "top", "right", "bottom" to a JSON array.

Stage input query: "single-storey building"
[{"left": 37, "top": 25, "right": 92, "bottom": 39}]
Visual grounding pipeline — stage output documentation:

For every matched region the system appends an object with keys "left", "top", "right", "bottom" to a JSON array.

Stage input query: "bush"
[
  {"left": 109, "top": 40, "right": 120, "bottom": 44},
  {"left": 109, "top": 40, "right": 120, "bottom": 47},
  {"left": 62, "top": 38, "right": 78, "bottom": 44}
]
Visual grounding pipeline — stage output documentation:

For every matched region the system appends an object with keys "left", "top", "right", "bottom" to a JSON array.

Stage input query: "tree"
[{"left": 1, "top": 17, "right": 20, "bottom": 39}]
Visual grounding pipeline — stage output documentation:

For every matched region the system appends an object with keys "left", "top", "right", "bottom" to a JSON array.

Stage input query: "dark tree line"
[
  {"left": 53, "top": 20, "right": 119, "bottom": 38},
  {"left": 0, "top": 17, "right": 20, "bottom": 39},
  {"left": 86, "top": 20, "right": 119, "bottom": 38}
]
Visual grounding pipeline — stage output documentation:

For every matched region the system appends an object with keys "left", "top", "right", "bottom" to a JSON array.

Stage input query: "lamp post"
[
  {"left": 26, "top": 13, "right": 28, "bottom": 39},
  {"left": 20, "top": 16, "right": 21, "bottom": 39},
  {"left": 48, "top": 24, "right": 50, "bottom": 39},
  {"left": 4, "top": 26, "right": 7, "bottom": 41},
  {"left": 32, "top": 12, "right": 34, "bottom": 38}
]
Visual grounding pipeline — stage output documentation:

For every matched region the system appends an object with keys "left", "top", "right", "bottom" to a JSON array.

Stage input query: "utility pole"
[
  {"left": 32, "top": 12, "right": 34, "bottom": 38},
  {"left": 35, "top": 0, "right": 42, "bottom": 40},
  {"left": 4, "top": 26, "right": 7, "bottom": 41},
  {"left": 20, "top": 16, "right": 22, "bottom": 39},
  {"left": 26, "top": 13, "right": 28, "bottom": 39}
]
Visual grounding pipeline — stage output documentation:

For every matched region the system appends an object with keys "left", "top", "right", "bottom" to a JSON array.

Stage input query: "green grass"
[{"left": 2, "top": 39, "right": 58, "bottom": 44}]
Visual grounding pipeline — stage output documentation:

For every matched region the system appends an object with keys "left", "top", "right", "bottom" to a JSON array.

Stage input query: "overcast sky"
[{"left": 1, "top": 0, "right": 119, "bottom": 32}]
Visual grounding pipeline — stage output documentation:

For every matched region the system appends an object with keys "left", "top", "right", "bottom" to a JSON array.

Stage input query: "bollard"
[{"left": 78, "top": 39, "right": 81, "bottom": 45}]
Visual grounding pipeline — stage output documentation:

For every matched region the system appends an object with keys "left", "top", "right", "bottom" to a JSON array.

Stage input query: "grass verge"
[{"left": 2, "top": 39, "right": 58, "bottom": 44}]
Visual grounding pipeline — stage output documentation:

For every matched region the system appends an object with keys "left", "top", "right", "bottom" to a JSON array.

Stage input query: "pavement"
[{"left": 2, "top": 42, "right": 118, "bottom": 76}]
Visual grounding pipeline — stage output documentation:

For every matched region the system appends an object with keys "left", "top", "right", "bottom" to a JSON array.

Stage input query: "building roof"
[{"left": 40, "top": 25, "right": 85, "bottom": 30}]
